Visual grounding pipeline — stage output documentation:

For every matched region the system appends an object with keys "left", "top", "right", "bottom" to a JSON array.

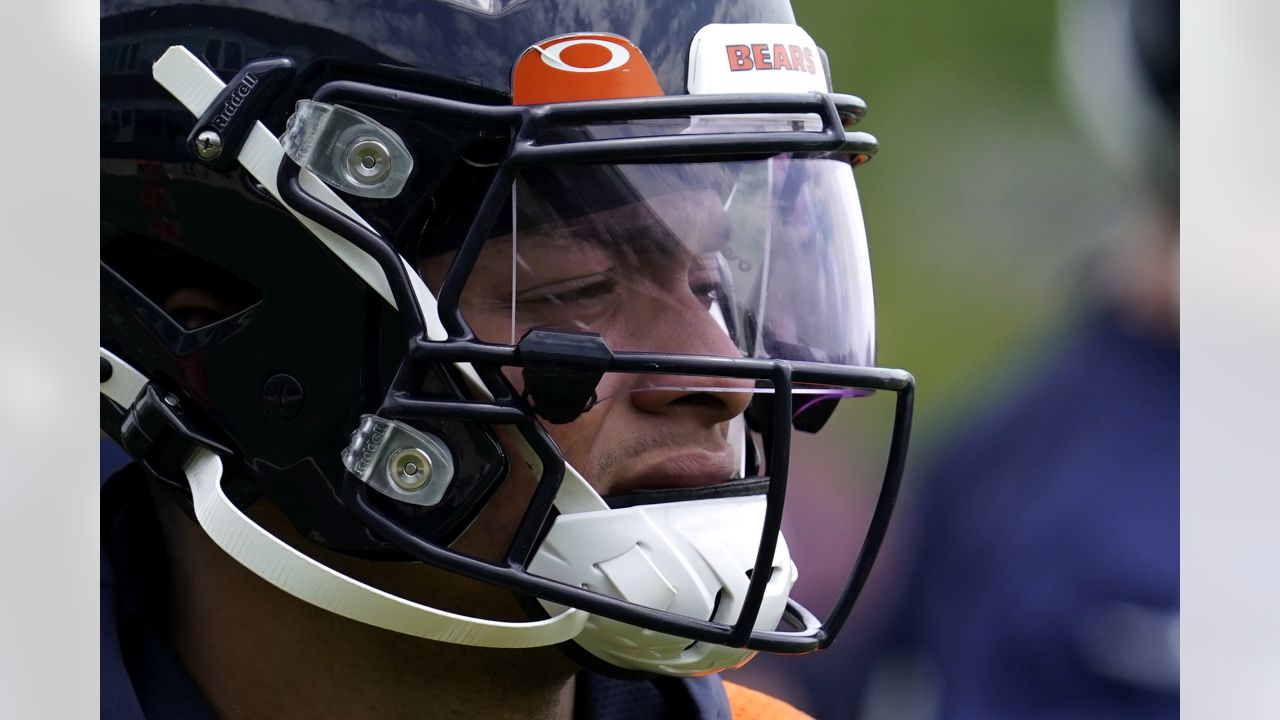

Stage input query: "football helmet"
[{"left": 100, "top": 0, "right": 914, "bottom": 676}]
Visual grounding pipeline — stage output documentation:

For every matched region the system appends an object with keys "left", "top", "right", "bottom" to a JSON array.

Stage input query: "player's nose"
[{"left": 623, "top": 288, "right": 755, "bottom": 424}]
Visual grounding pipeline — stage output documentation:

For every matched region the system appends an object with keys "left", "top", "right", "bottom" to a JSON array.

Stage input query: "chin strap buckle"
[{"left": 119, "top": 385, "right": 234, "bottom": 490}]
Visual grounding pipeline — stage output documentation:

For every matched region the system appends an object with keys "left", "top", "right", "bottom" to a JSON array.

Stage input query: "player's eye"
[
  {"left": 689, "top": 281, "right": 721, "bottom": 309},
  {"left": 518, "top": 275, "right": 618, "bottom": 308},
  {"left": 687, "top": 257, "right": 724, "bottom": 309}
]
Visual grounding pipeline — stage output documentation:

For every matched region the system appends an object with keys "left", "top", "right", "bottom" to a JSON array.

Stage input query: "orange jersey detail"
[
  {"left": 723, "top": 680, "right": 815, "bottom": 720},
  {"left": 512, "top": 33, "right": 663, "bottom": 105}
]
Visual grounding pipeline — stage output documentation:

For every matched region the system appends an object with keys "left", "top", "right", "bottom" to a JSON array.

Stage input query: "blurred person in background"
[{"left": 852, "top": 0, "right": 1179, "bottom": 717}]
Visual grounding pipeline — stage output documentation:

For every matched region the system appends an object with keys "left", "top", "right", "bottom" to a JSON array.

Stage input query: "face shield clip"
[
  {"left": 516, "top": 329, "right": 614, "bottom": 424},
  {"left": 745, "top": 391, "right": 839, "bottom": 435}
]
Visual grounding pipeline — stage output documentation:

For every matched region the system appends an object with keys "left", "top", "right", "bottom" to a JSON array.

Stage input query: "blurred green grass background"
[{"left": 798, "top": 0, "right": 1129, "bottom": 447}]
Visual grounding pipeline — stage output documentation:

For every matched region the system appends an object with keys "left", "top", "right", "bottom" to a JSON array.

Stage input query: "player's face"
[{"left": 419, "top": 190, "right": 754, "bottom": 509}]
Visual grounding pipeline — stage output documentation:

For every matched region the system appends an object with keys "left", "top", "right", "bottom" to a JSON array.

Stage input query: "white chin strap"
[
  {"left": 141, "top": 46, "right": 796, "bottom": 671},
  {"left": 183, "top": 446, "right": 590, "bottom": 647}
]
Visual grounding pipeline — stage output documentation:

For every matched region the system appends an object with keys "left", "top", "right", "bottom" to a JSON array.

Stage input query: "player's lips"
[{"left": 608, "top": 448, "right": 739, "bottom": 496}]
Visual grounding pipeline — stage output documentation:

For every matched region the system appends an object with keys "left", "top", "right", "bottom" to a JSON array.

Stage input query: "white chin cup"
[{"left": 528, "top": 494, "right": 798, "bottom": 676}]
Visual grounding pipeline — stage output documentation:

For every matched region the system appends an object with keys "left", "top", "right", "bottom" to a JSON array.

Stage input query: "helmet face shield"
[{"left": 430, "top": 152, "right": 876, "bottom": 372}]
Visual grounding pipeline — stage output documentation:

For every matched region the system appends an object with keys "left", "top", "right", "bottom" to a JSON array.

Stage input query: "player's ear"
[
  {"left": 163, "top": 287, "right": 241, "bottom": 330},
  {"left": 104, "top": 232, "right": 262, "bottom": 331}
]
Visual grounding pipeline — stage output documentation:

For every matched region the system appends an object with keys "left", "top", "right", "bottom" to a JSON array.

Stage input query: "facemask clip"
[
  {"left": 342, "top": 416, "right": 456, "bottom": 507},
  {"left": 281, "top": 100, "right": 414, "bottom": 198},
  {"left": 517, "top": 329, "right": 614, "bottom": 424}
]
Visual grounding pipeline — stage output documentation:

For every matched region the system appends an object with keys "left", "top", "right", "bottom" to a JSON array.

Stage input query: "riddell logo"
[
  {"left": 512, "top": 32, "right": 663, "bottom": 104},
  {"left": 209, "top": 72, "right": 260, "bottom": 131},
  {"left": 725, "top": 44, "right": 816, "bottom": 74}
]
